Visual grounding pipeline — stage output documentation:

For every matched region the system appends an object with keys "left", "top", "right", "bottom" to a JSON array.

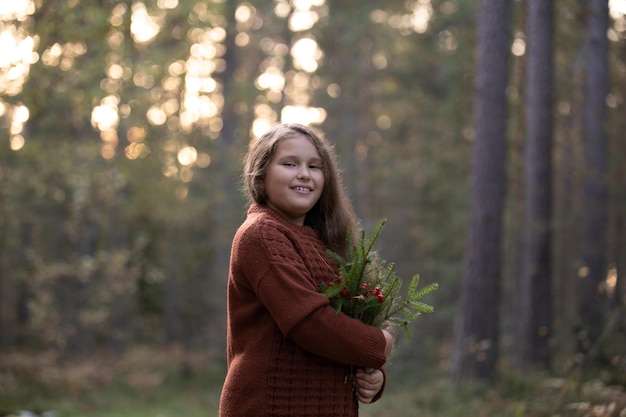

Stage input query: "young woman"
[{"left": 219, "top": 123, "right": 394, "bottom": 417}]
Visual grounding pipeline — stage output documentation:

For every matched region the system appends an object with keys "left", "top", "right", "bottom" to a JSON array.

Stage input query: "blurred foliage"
[{"left": 0, "top": 0, "right": 625, "bottom": 397}]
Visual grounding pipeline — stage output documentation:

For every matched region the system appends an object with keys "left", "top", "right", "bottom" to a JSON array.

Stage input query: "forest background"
[{"left": 1, "top": 0, "right": 625, "bottom": 416}]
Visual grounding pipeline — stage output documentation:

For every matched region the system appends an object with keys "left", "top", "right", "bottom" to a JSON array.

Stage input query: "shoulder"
[
  {"left": 235, "top": 207, "right": 289, "bottom": 245},
  {"left": 234, "top": 205, "right": 322, "bottom": 261}
]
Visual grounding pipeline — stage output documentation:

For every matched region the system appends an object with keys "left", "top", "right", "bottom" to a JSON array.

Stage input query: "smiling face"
[{"left": 264, "top": 134, "right": 325, "bottom": 225}]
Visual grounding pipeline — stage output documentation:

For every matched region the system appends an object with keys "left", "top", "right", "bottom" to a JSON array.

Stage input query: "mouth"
[{"left": 292, "top": 185, "right": 313, "bottom": 193}]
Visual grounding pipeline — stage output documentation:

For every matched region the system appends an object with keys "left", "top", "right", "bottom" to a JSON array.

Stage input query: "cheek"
[{"left": 317, "top": 178, "right": 326, "bottom": 194}]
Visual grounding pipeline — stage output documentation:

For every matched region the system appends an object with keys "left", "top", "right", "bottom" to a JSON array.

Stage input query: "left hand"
[{"left": 353, "top": 367, "right": 384, "bottom": 404}]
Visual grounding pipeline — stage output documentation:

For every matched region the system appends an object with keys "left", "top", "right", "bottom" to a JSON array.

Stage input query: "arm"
[
  {"left": 239, "top": 222, "right": 388, "bottom": 368},
  {"left": 288, "top": 305, "right": 388, "bottom": 368}
]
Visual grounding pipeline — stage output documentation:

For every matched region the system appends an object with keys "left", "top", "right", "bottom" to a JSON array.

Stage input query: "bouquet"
[{"left": 318, "top": 218, "right": 438, "bottom": 338}]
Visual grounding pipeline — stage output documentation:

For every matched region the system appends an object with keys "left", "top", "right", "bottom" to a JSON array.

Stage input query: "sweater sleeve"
[
  {"left": 238, "top": 221, "right": 387, "bottom": 369},
  {"left": 288, "top": 304, "right": 387, "bottom": 369}
]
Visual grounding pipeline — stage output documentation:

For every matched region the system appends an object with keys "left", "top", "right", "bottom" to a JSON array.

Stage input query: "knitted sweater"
[{"left": 219, "top": 204, "right": 388, "bottom": 417}]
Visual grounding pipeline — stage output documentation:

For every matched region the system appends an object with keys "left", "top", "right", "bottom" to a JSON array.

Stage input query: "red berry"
[
  {"left": 340, "top": 288, "right": 349, "bottom": 297},
  {"left": 377, "top": 294, "right": 385, "bottom": 302}
]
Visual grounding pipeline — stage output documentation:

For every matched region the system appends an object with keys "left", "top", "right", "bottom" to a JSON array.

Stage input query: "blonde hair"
[{"left": 243, "top": 123, "right": 357, "bottom": 255}]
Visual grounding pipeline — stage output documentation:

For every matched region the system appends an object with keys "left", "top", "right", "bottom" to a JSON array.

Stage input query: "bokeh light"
[
  {"left": 131, "top": 2, "right": 161, "bottom": 44},
  {"left": 290, "top": 38, "right": 322, "bottom": 73},
  {"left": 0, "top": 0, "right": 35, "bottom": 21}
]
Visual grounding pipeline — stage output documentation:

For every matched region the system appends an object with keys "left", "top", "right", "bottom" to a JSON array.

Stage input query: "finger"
[
  {"left": 356, "top": 387, "right": 376, "bottom": 403},
  {"left": 354, "top": 368, "right": 376, "bottom": 381},
  {"left": 354, "top": 377, "right": 376, "bottom": 389},
  {"left": 355, "top": 369, "right": 381, "bottom": 385}
]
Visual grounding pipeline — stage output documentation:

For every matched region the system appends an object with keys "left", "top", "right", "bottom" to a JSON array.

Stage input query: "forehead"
[{"left": 273, "top": 134, "right": 321, "bottom": 158}]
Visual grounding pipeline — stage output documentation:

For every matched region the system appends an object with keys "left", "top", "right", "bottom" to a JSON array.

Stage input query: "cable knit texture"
[{"left": 219, "top": 204, "right": 387, "bottom": 417}]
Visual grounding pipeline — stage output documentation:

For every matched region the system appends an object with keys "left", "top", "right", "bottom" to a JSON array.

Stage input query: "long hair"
[{"left": 242, "top": 123, "right": 358, "bottom": 255}]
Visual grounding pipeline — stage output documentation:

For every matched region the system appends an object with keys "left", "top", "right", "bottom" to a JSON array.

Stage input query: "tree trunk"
[
  {"left": 316, "top": 2, "right": 375, "bottom": 224},
  {"left": 109, "top": 183, "right": 133, "bottom": 354},
  {"left": 577, "top": 0, "right": 609, "bottom": 356},
  {"left": 614, "top": 213, "right": 625, "bottom": 308},
  {"left": 163, "top": 217, "right": 183, "bottom": 346},
  {"left": 518, "top": 0, "right": 554, "bottom": 372},
  {"left": 451, "top": 0, "right": 512, "bottom": 383}
]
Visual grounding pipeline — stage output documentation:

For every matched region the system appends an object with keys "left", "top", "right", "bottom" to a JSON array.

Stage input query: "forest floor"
[{"left": 1, "top": 346, "right": 625, "bottom": 417}]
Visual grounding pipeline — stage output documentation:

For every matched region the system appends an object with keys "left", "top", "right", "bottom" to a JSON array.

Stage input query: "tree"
[
  {"left": 517, "top": 0, "right": 554, "bottom": 372},
  {"left": 577, "top": 0, "right": 610, "bottom": 357},
  {"left": 451, "top": 0, "right": 512, "bottom": 383},
  {"left": 314, "top": 1, "right": 378, "bottom": 223},
  {"left": 2, "top": 1, "right": 625, "bottom": 383}
]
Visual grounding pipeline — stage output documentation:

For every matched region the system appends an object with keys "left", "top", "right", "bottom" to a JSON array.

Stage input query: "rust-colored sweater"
[{"left": 219, "top": 204, "right": 388, "bottom": 417}]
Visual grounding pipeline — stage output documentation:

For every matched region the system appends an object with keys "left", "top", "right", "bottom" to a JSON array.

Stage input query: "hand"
[
  {"left": 354, "top": 367, "right": 384, "bottom": 404},
  {"left": 382, "top": 329, "right": 394, "bottom": 358}
]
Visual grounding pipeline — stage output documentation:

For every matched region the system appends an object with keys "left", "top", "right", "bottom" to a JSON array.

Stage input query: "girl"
[{"left": 219, "top": 123, "right": 394, "bottom": 417}]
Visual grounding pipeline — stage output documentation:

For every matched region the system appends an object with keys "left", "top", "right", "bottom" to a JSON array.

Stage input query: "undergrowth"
[{"left": 1, "top": 348, "right": 624, "bottom": 417}]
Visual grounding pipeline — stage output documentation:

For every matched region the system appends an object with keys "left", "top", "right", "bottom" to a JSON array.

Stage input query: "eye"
[
  {"left": 282, "top": 162, "right": 296, "bottom": 167},
  {"left": 308, "top": 163, "right": 321, "bottom": 169}
]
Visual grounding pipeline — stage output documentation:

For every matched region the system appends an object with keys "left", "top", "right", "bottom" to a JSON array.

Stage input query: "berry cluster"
[{"left": 328, "top": 279, "right": 385, "bottom": 304}]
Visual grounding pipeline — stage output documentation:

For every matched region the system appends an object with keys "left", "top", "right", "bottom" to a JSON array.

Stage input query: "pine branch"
[{"left": 318, "top": 218, "right": 438, "bottom": 339}]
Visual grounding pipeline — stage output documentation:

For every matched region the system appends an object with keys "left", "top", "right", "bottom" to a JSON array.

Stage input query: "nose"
[{"left": 297, "top": 165, "right": 310, "bottom": 180}]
